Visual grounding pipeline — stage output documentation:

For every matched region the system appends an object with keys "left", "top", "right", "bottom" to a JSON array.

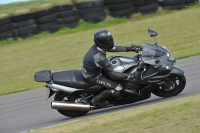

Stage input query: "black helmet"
[{"left": 94, "top": 29, "right": 114, "bottom": 50}]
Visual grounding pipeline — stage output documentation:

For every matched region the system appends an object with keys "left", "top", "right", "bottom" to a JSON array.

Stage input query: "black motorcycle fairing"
[
  {"left": 170, "top": 67, "right": 184, "bottom": 75},
  {"left": 52, "top": 70, "right": 92, "bottom": 89},
  {"left": 144, "top": 74, "right": 169, "bottom": 83},
  {"left": 122, "top": 83, "right": 140, "bottom": 96},
  {"left": 156, "top": 65, "right": 173, "bottom": 76},
  {"left": 142, "top": 65, "right": 157, "bottom": 78}
]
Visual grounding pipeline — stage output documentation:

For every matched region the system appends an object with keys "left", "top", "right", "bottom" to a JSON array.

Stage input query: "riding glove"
[{"left": 126, "top": 44, "right": 137, "bottom": 52}]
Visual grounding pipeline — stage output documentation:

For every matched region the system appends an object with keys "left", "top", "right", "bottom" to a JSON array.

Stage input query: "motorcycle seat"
[{"left": 52, "top": 70, "right": 92, "bottom": 89}]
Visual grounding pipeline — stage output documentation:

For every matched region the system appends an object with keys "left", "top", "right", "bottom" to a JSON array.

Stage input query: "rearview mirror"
[{"left": 148, "top": 29, "right": 158, "bottom": 37}]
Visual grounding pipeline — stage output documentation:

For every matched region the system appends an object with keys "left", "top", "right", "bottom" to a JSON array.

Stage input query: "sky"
[{"left": 0, "top": 0, "right": 29, "bottom": 4}]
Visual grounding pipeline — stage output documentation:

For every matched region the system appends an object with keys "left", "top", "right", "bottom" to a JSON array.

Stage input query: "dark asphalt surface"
[{"left": 0, "top": 56, "right": 200, "bottom": 133}]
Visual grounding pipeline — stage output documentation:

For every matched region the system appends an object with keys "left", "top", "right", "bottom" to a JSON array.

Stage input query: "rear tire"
[
  {"left": 153, "top": 74, "right": 186, "bottom": 98},
  {"left": 54, "top": 92, "right": 89, "bottom": 117}
]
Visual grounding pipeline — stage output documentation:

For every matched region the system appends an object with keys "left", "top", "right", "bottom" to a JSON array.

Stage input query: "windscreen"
[{"left": 142, "top": 44, "right": 169, "bottom": 59}]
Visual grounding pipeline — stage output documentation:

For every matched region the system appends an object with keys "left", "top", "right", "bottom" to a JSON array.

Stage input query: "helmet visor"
[{"left": 98, "top": 36, "right": 114, "bottom": 50}]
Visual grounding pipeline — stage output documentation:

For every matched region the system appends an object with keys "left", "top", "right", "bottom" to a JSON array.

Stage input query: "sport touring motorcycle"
[{"left": 34, "top": 29, "right": 186, "bottom": 117}]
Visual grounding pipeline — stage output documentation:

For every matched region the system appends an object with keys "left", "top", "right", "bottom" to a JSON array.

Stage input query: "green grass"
[
  {"left": 0, "top": 5, "right": 200, "bottom": 96},
  {"left": 30, "top": 95, "right": 200, "bottom": 133}
]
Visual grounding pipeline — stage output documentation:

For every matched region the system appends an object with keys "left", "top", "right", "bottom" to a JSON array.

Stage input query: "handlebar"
[
  {"left": 135, "top": 46, "right": 143, "bottom": 63},
  {"left": 135, "top": 46, "right": 142, "bottom": 53}
]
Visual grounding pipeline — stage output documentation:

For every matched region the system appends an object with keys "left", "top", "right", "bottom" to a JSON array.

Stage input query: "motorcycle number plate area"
[{"left": 46, "top": 87, "right": 50, "bottom": 101}]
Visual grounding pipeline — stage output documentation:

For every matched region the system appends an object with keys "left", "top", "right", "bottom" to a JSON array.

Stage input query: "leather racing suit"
[{"left": 82, "top": 44, "right": 130, "bottom": 91}]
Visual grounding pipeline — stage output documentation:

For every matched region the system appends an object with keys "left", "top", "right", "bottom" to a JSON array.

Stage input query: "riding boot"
[
  {"left": 91, "top": 89, "right": 113, "bottom": 108},
  {"left": 133, "top": 70, "right": 141, "bottom": 80},
  {"left": 134, "top": 62, "right": 146, "bottom": 80}
]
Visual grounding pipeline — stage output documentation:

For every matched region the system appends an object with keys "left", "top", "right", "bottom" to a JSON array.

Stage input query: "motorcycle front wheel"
[
  {"left": 152, "top": 74, "right": 186, "bottom": 98},
  {"left": 54, "top": 92, "right": 89, "bottom": 117}
]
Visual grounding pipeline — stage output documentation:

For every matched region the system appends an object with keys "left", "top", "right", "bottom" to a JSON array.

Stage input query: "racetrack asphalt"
[{"left": 0, "top": 56, "right": 200, "bottom": 133}]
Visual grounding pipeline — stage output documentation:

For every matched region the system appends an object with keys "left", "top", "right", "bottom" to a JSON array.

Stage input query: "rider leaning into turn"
[{"left": 82, "top": 29, "right": 145, "bottom": 107}]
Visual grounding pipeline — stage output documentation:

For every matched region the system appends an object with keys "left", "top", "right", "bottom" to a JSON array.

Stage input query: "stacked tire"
[
  {"left": 158, "top": 0, "right": 185, "bottom": 10},
  {"left": 0, "top": 17, "right": 14, "bottom": 40},
  {"left": 11, "top": 12, "right": 38, "bottom": 39},
  {"left": 104, "top": 0, "right": 134, "bottom": 18},
  {"left": 75, "top": 0, "right": 106, "bottom": 23},
  {"left": 133, "top": 0, "right": 158, "bottom": 15},
  {"left": 34, "top": 8, "right": 59, "bottom": 33},
  {"left": 55, "top": 4, "right": 80, "bottom": 28}
]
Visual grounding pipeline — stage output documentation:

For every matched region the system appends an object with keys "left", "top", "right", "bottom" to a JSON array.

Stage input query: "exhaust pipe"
[{"left": 51, "top": 101, "right": 95, "bottom": 111}]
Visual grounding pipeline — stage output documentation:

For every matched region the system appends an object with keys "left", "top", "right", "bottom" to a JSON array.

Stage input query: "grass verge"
[
  {"left": 29, "top": 95, "right": 200, "bottom": 133},
  {"left": 0, "top": 5, "right": 200, "bottom": 96}
]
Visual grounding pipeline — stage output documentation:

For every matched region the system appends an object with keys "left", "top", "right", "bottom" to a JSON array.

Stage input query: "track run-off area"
[{"left": 0, "top": 56, "right": 200, "bottom": 133}]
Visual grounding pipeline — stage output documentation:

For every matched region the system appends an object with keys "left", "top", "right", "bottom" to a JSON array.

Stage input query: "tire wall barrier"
[
  {"left": 56, "top": 4, "right": 80, "bottom": 28},
  {"left": 0, "top": 17, "right": 14, "bottom": 40},
  {"left": 105, "top": 0, "right": 134, "bottom": 18},
  {"left": 75, "top": 0, "right": 106, "bottom": 23},
  {"left": 158, "top": 0, "right": 185, "bottom": 10},
  {"left": 34, "top": 7, "right": 59, "bottom": 33},
  {"left": 0, "top": 0, "right": 198, "bottom": 40},
  {"left": 184, "top": 0, "right": 198, "bottom": 5},
  {"left": 133, "top": 0, "right": 159, "bottom": 15},
  {"left": 12, "top": 12, "right": 38, "bottom": 39}
]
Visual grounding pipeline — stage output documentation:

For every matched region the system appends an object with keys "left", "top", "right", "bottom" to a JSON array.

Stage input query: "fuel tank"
[{"left": 108, "top": 56, "right": 138, "bottom": 73}]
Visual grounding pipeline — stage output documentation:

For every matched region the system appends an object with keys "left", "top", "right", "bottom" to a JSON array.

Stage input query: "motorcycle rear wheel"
[
  {"left": 54, "top": 92, "right": 89, "bottom": 117},
  {"left": 152, "top": 74, "right": 186, "bottom": 98}
]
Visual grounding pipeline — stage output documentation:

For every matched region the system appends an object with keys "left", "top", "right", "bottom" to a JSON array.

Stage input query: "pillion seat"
[{"left": 52, "top": 70, "right": 92, "bottom": 89}]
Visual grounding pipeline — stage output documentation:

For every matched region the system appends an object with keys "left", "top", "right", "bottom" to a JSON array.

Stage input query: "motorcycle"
[{"left": 34, "top": 29, "right": 186, "bottom": 117}]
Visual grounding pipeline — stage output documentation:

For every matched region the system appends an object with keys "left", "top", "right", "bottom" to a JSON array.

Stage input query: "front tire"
[
  {"left": 153, "top": 74, "right": 186, "bottom": 98},
  {"left": 54, "top": 92, "right": 89, "bottom": 117}
]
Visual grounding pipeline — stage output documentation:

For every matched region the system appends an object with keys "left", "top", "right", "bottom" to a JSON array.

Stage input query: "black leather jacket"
[{"left": 82, "top": 44, "right": 129, "bottom": 80}]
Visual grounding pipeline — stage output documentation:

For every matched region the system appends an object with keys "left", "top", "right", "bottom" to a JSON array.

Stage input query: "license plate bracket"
[{"left": 46, "top": 87, "right": 51, "bottom": 101}]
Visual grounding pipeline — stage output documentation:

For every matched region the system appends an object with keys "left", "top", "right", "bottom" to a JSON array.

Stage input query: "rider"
[{"left": 82, "top": 29, "right": 145, "bottom": 107}]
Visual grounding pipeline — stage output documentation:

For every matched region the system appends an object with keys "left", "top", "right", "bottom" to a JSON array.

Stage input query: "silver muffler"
[{"left": 51, "top": 101, "right": 95, "bottom": 111}]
